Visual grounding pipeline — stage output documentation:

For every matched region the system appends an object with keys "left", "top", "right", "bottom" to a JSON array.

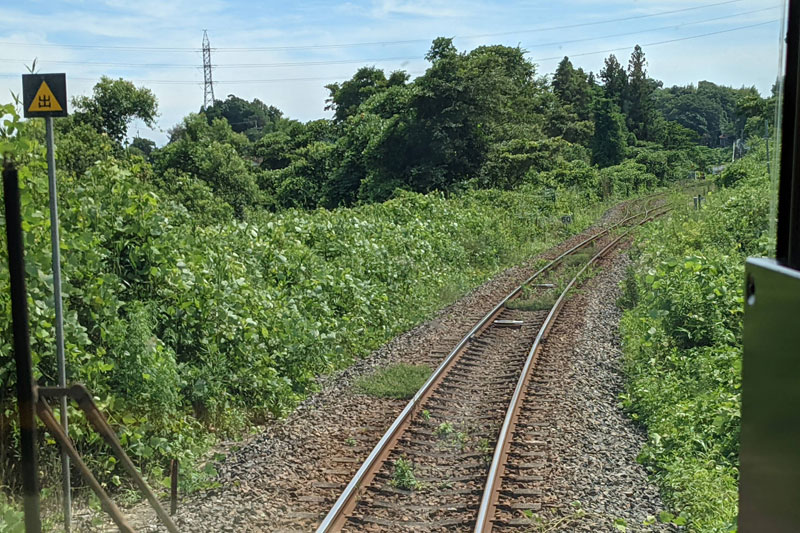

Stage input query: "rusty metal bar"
[
  {"left": 39, "top": 385, "right": 181, "bottom": 533},
  {"left": 36, "top": 398, "right": 135, "bottom": 533},
  {"left": 170, "top": 459, "right": 178, "bottom": 516}
]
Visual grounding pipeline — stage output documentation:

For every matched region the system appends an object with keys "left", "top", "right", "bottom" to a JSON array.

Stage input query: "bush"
[
  {"left": 619, "top": 148, "right": 770, "bottom": 531},
  {"left": 0, "top": 492, "right": 24, "bottom": 533}
]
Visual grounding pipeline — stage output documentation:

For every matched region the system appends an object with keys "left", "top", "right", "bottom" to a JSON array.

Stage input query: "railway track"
[{"left": 313, "top": 199, "right": 673, "bottom": 532}]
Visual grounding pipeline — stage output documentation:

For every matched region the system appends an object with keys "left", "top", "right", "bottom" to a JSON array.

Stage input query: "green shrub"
[
  {"left": 391, "top": 456, "right": 420, "bottom": 490},
  {"left": 0, "top": 492, "right": 24, "bottom": 533},
  {"left": 619, "top": 148, "right": 770, "bottom": 531}
]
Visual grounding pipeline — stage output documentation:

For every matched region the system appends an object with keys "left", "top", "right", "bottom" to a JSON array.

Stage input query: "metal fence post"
[{"left": 3, "top": 160, "right": 42, "bottom": 533}]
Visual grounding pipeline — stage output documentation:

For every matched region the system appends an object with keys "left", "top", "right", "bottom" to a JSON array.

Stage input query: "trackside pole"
[
  {"left": 3, "top": 161, "right": 42, "bottom": 533},
  {"left": 45, "top": 116, "right": 71, "bottom": 531}
]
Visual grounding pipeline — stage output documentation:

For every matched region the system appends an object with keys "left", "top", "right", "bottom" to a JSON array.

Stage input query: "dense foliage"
[
  {"left": 143, "top": 41, "right": 758, "bottom": 214},
  {"left": 1, "top": 100, "right": 628, "bottom": 498},
  {"left": 619, "top": 145, "right": 772, "bottom": 531},
  {"left": 653, "top": 81, "right": 777, "bottom": 147},
  {"left": 0, "top": 36, "right": 775, "bottom": 515}
]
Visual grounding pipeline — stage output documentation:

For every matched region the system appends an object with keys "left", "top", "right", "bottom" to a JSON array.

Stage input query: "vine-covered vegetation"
[
  {"left": 619, "top": 145, "right": 772, "bottom": 531},
  {"left": 0, "top": 37, "right": 773, "bottom": 510}
]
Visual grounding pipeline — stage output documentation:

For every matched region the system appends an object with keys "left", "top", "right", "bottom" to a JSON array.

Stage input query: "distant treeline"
[{"left": 53, "top": 39, "right": 773, "bottom": 217}]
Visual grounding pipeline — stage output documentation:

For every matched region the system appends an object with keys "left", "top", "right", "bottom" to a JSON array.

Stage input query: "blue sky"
[{"left": 0, "top": 0, "right": 787, "bottom": 144}]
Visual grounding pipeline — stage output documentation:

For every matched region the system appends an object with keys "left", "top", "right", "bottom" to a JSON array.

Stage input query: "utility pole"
[
  {"left": 766, "top": 119, "right": 771, "bottom": 177},
  {"left": 202, "top": 30, "right": 215, "bottom": 110}
]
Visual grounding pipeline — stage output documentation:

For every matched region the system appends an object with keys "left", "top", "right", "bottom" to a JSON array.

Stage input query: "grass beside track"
[{"left": 355, "top": 364, "right": 433, "bottom": 399}]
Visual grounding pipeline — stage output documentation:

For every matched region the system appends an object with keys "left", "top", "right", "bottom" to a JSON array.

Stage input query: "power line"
[
  {"left": 212, "top": 0, "right": 751, "bottom": 52},
  {"left": 530, "top": 19, "right": 779, "bottom": 62},
  {"left": 0, "top": 6, "right": 778, "bottom": 71},
  {"left": 0, "top": 73, "right": 375, "bottom": 85},
  {"left": 0, "top": 0, "right": 748, "bottom": 53},
  {"left": 0, "top": 56, "right": 417, "bottom": 69},
  {"left": 0, "top": 19, "right": 778, "bottom": 86},
  {"left": 176, "top": 21, "right": 788, "bottom": 84},
  {"left": 521, "top": 5, "right": 777, "bottom": 50}
]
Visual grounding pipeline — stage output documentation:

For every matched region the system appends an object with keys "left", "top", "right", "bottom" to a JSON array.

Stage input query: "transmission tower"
[{"left": 202, "top": 30, "right": 215, "bottom": 109}]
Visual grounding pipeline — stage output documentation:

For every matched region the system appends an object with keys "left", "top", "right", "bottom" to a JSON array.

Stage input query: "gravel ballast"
[{"left": 504, "top": 249, "right": 673, "bottom": 532}]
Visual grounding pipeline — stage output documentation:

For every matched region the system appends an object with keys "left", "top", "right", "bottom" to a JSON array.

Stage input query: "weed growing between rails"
[
  {"left": 391, "top": 456, "right": 422, "bottom": 491},
  {"left": 619, "top": 145, "right": 772, "bottom": 531}
]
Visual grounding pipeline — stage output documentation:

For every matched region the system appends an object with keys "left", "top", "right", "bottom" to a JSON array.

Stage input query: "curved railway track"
[{"left": 313, "top": 198, "right": 674, "bottom": 532}]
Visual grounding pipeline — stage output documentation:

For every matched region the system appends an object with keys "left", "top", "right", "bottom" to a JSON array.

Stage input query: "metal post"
[
  {"left": 45, "top": 116, "right": 71, "bottom": 531},
  {"left": 170, "top": 459, "right": 179, "bottom": 515},
  {"left": 766, "top": 119, "right": 772, "bottom": 178},
  {"left": 777, "top": 0, "right": 800, "bottom": 269},
  {"left": 3, "top": 161, "right": 42, "bottom": 533}
]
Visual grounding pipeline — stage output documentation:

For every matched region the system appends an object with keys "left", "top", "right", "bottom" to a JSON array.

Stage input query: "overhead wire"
[
  {"left": 0, "top": 21, "right": 779, "bottom": 85},
  {"left": 0, "top": 11, "right": 780, "bottom": 86},
  {"left": 530, "top": 19, "right": 779, "bottom": 62},
  {"left": 0, "top": 19, "right": 777, "bottom": 86},
  {"left": 0, "top": 5, "right": 780, "bottom": 71},
  {"left": 0, "top": 0, "right": 748, "bottom": 53},
  {"left": 203, "top": 0, "right": 753, "bottom": 52}
]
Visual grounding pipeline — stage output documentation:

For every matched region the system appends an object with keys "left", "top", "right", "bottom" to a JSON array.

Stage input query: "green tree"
[
  {"left": 128, "top": 136, "right": 156, "bottom": 160},
  {"left": 625, "top": 45, "right": 657, "bottom": 141},
  {"left": 323, "top": 111, "right": 385, "bottom": 207},
  {"left": 600, "top": 54, "right": 627, "bottom": 109},
  {"left": 263, "top": 141, "right": 334, "bottom": 209},
  {"left": 552, "top": 56, "right": 594, "bottom": 121},
  {"left": 72, "top": 76, "right": 158, "bottom": 143},
  {"left": 368, "top": 40, "right": 543, "bottom": 200},
  {"left": 653, "top": 81, "right": 768, "bottom": 147},
  {"left": 325, "top": 67, "right": 408, "bottom": 123},
  {"left": 154, "top": 114, "right": 264, "bottom": 217},
  {"left": 327, "top": 39, "right": 547, "bottom": 204},
  {"left": 658, "top": 119, "right": 700, "bottom": 149},
  {"left": 204, "top": 95, "right": 284, "bottom": 141},
  {"left": 592, "top": 98, "right": 628, "bottom": 167},
  {"left": 54, "top": 119, "right": 116, "bottom": 175}
]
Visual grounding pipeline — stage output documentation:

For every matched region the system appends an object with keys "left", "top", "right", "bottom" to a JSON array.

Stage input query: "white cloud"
[
  {"left": 0, "top": 0, "right": 788, "bottom": 145},
  {"left": 372, "top": 0, "right": 467, "bottom": 18}
]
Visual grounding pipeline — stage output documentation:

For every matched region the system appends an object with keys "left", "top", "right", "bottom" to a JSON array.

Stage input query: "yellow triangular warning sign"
[{"left": 28, "top": 81, "right": 63, "bottom": 113}]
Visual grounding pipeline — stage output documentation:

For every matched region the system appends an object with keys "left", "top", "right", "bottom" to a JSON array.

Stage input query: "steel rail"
[
  {"left": 314, "top": 198, "right": 664, "bottom": 532},
  {"left": 473, "top": 205, "right": 670, "bottom": 532}
]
